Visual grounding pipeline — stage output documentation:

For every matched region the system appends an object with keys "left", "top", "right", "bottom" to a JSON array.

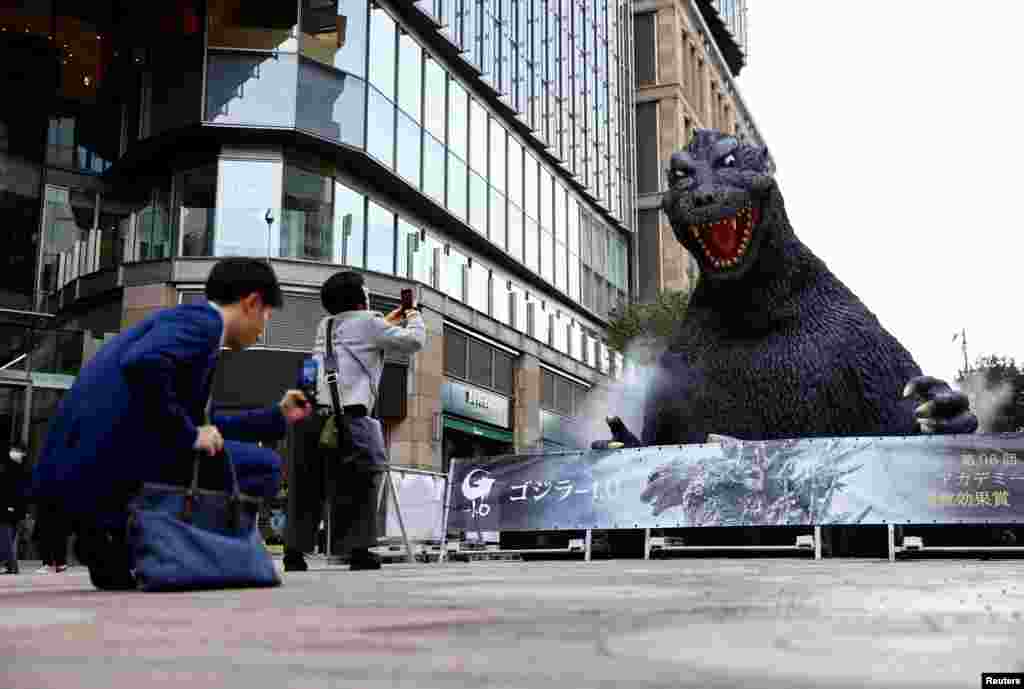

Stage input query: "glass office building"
[{"left": 0, "top": 0, "right": 636, "bottom": 475}]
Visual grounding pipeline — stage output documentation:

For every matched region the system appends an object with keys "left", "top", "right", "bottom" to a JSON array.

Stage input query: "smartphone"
[{"left": 401, "top": 288, "right": 415, "bottom": 313}]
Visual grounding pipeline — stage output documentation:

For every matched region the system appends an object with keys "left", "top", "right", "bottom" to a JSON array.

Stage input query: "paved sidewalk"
[{"left": 2, "top": 558, "right": 1023, "bottom": 688}]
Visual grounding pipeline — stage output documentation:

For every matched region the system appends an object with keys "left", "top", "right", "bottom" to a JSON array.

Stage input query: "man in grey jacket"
[{"left": 284, "top": 271, "right": 426, "bottom": 572}]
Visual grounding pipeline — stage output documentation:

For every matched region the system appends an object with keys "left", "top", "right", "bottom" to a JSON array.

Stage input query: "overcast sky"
[{"left": 734, "top": 2, "right": 1024, "bottom": 384}]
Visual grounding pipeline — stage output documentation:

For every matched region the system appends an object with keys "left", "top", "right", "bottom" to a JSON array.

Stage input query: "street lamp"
[{"left": 264, "top": 208, "right": 274, "bottom": 260}]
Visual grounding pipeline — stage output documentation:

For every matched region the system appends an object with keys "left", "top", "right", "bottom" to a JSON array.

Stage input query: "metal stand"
[
  {"left": 887, "top": 524, "right": 895, "bottom": 562},
  {"left": 438, "top": 461, "right": 458, "bottom": 564},
  {"left": 584, "top": 529, "right": 593, "bottom": 562},
  {"left": 814, "top": 526, "right": 822, "bottom": 561},
  {"left": 377, "top": 468, "right": 414, "bottom": 563},
  {"left": 643, "top": 528, "right": 651, "bottom": 560}
]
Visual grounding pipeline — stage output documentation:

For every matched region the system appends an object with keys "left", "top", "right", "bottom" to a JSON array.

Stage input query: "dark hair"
[
  {"left": 205, "top": 258, "right": 283, "bottom": 308},
  {"left": 321, "top": 271, "right": 367, "bottom": 314}
]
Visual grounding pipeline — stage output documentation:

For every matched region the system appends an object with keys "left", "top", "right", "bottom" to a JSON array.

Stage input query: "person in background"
[
  {"left": 0, "top": 442, "right": 28, "bottom": 574},
  {"left": 283, "top": 271, "right": 425, "bottom": 572},
  {"left": 31, "top": 258, "right": 312, "bottom": 590}
]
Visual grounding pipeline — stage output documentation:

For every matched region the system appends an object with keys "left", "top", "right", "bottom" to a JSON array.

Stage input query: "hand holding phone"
[{"left": 400, "top": 288, "right": 415, "bottom": 314}]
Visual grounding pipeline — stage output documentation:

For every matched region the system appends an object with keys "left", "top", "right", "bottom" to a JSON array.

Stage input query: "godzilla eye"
[{"left": 722, "top": 153, "right": 736, "bottom": 167}]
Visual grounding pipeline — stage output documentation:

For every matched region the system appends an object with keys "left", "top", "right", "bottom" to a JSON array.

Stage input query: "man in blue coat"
[{"left": 32, "top": 258, "right": 311, "bottom": 589}]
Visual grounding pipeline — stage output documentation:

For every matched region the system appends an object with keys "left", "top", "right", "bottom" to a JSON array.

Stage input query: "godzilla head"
[{"left": 661, "top": 129, "right": 776, "bottom": 282}]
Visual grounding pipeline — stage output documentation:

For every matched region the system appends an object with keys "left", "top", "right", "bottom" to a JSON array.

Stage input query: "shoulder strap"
[
  {"left": 324, "top": 317, "right": 380, "bottom": 414},
  {"left": 323, "top": 317, "right": 344, "bottom": 416}
]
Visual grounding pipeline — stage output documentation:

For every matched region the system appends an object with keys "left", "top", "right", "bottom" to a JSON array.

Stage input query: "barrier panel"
[
  {"left": 444, "top": 433, "right": 1024, "bottom": 533},
  {"left": 383, "top": 467, "right": 448, "bottom": 542}
]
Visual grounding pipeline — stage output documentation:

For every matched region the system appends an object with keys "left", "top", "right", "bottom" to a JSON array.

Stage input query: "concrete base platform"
[{"left": 2, "top": 558, "right": 1023, "bottom": 688}]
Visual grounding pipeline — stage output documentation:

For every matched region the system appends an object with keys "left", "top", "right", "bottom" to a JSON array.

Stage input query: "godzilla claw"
[
  {"left": 590, "top": 416, "right": 641, "bottom": 450},
  {"left": 903, "top": 375, "right": 978, "bottom": 435}
]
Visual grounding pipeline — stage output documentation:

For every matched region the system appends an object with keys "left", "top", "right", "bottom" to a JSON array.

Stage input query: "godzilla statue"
[{"left": 603, "top": 129, "right": 978, "bottom": 451}]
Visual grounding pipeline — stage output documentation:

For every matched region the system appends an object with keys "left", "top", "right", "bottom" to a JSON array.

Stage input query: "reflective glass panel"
[
  {"left": 469, "top": 98, "right": 487, "bottom": 174},
  {"left": 215, "top": 158, "right": 282, "bottom": 257},
  {"left": 489, "top": 187, "right": 506, "bottom": 250},
  {"left": 540, "top": 227, "right": 553, "bottom": 283},
  {"left": 568, "top": 251, "right": 580, "bottom": 301},
  {"left": 396, "top": 109, "right": 422, "bottom": 188},
  {"left": 552, "top": 313, "right": 568, "bottom": 353},
  {"left": 424, "top": 58, "right": 446, "bottom": 142},
  {"left": 448, "top": 79, "right": 468, "bottom": 159},
  {"left": 299, "top": 0, "right": 368, "bottom": 77},
  {"left": 492, "top": 274, "right": 510, "bottom": 325},
  {"left": 444, "top": 245, "right": 468, "bottom": 300},
  {"left": 334, "top": 180, "right": 365, "bottom": 267},
  {"left": 396, "top": 218, "right": 418, "bottom": 278},
  {"left": 469, "top": 261, "right": 489, "bottom": 314},
  {"left": 507, "top": 137, "right": 522, "bottom": 206},
  {"left": 555, "top": 240, "right": 566, "bottom": 292},
  {"left": 539, "top": 168, "right": 552, "bottom": 231},
  {"left": 507, "top": 203, "right": 523, "bottom": 262},
  {"left": 532, "top": 299, "right": 549, "bottom": 344},
  {"left": 447, "top": 152, "right": 467, "bottom": 220},
  {"left": 367, "top": 87, "right": 395, "bottom": 168},
  {"left": 281, "top": 164, "right": 333, "bottom": 261},
  {"left": 366, "top": 200, "right": 395, "bottom": 274},
  {"left": 554, "top": 183, "right": 566, "bottom": 242},
  {"left": 523, "top": 152, "right": 537, "bottom": 219},
  {"left": 178, "top": 165, "right": 217, "bottom": 257},
  {"left": 412, "top": 231, "right": 441, "bottom": 287},
  {"left": 510, "top": 282, "right": 526, "bottom": 333},
  {"left": 423, "top": 132, "right": 446, "bottom": 205},
  {"left": 489, "top": 117, "right": 505, "bottom": 192},
  {"left": 368, "top": 3, "right": 396, "bottom": 100},
  {"left": 206, "top": 52, "right": 298, "bottom": 127},
  {"left": 296, "top": 60, "right": 366, "bottom": 148},
  {"left": 524, "top": 216, "right": 538, "bottom": 272},
  {"left": 398, "top": 31, "right": 422, "bottom": 122},
  {"left": 469, "top": 171, "right": 487, "bottom": 235}
]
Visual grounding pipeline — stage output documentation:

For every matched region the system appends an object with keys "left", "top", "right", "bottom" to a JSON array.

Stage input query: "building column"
[
  {"left": 121, "top": 284, "right": 178, "bottom": 329},
  {"left": 390, "top": 307, "right": 444, "bottom": 471},
  {"left": 513, "top": 353, "right": 542, "bottom": 453}
]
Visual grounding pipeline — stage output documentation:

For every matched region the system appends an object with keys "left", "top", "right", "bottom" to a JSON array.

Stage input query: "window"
[
  {"left": 424, "top": 58, "right": 446, "bottom": 143},
  {"left": 523, "top": 152, "right": 537, "bottom": 219},
  {"left": 299, "top": 0, "right": 368, "bottom": 77},
  {"left": 410, "top": 230, "right": 441, "bottom": 287},
  {"left": 469, "top": 260, "right": 489, "bottom": 314},
  {"left": 638, "top": 208, "right": 660, "bottom": 302},
  {"left": 396, "top": 109, "right": 422, "bottom": 187},
  {"left": 524, "top": 217, "right": 538, "bottom": 272},
  {"left": 541, "top": 369, "right": 588, "bottom": 417},
  {"left": 507, "top": 203, "right": 523, "bottom": 262},
  {"left": 367, "top": 87, "right": 395, "bottom": 168},
  {"left": 635, "top": 13, "right": 655, "bottom": 86},
  {"left": 423, "top": 132, "right": 446, "bottom": 204},
  {"left": 492, "top": 275, "right": 510, "bottom": 325},
  {"left": 296, "top": 60, "right": 366, "bottom": 148},
  {"left": 443, "top": 245, "right": 468, "bottom": 300},
  {"left": 469, "top": 171, "right": 488, "bottom": 234},
  {"left": 489, "top": 187, "right": 506, "bottom": 250},
  {"left": 178, "top": 165, "right": 217, "bottom": 257},
  {"left": 398, "top": 31, "right": 423, "bottom": 122},
  {"left": 448, "top": 79, "right": 468, "bottom": 159},
  {"left": 447, "top": 152, "right": 467, "bottom": 220},
  {"left": 539, "top": 168, "right": 552, "bottom": 231},
  {"left": 507, "top": 138, "right": 522, "bottom": 206},
  {"left": 469, "top": 98, "right": 488, "bottom": 175},
  {"left": 489, "top": 118, "right": 505, "bottom": 192},
  {"left": 445, "top": 327, "right": 515, "bottom": 396},
  {"left": 216, "top": 158, "right": 281, "bottom": 257},
  {"left": 205, "top": 52, "right": 298, "bottom": 128},
  {"left": 281, "top": 164, "right": 333, "bottom": 261},
  {"left": 369, "top": 3, "right": 396, "bottom": 100},
  {"left": 366, "top": 200, "right": 395, "bottom": 274},
  {"left": 396, "top": 219, "right": 418, "bottom": 278},
  {"left": 636, "top": 101, "right": 658, "bottom": 194},
  {"left": 334, "top": 180, "right": 365, "bottom": 267}
]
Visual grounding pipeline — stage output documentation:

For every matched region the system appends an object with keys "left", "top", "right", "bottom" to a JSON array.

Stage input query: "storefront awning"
[{"left": 443, "top": 415, "right": 514, "bottom": 444}]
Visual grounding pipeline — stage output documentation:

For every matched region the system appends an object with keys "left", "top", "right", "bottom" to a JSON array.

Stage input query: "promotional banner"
[
  {"left": 384, "top": 469, "right": 448, "bottom": 541},
  {"left": 446, "top": 434, "right": 1024, "bottom": 532}
]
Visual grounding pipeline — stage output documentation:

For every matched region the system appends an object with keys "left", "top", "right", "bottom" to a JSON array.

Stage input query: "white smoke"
[
  {"left": 568, "top": 337, "right": 668, "bottom": 448},
  {"left": 956, "top": 371, "right": 1017, "bottom": 433}
]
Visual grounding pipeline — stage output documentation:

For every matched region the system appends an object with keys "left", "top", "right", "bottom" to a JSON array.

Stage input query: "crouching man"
[{"left": 31, "top": 258, "right": 311, "bottom": 590}]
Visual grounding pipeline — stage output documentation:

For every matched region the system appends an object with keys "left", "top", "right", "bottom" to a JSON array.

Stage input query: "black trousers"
[
  {"left": 33, "top": 503, "right": 70, "bottom": 567},
  {"left": 285, "top": 413, "right": 385, "bottom": 556}
]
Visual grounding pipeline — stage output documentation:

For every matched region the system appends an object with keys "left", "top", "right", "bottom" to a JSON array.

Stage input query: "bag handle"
[
  {"left": 323, "top": 316, "right": 380, "bottom": 414},
  {"left": 180, "top": 385, "right": 244, "bottom": 528}
]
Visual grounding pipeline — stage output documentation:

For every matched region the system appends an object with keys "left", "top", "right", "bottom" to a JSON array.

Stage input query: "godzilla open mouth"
[{"left": 688, "top": 204, "right": 762, "bottom": 269}]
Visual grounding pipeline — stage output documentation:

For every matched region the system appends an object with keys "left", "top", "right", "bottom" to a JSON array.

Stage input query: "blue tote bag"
[{"left": 126, "top": 449, "right": 282, "bottom": 592}]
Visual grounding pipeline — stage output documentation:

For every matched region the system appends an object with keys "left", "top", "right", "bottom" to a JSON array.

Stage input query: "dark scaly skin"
[{"left": 604, "top": 129, "right": 976, "bottom": 449}]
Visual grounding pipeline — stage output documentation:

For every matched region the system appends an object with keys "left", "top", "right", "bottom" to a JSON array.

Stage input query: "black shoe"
[
  {"left": 79, "top": 527, "right": 136, "bottom": 591},
  {"left": 349, "top": 549, "right": 382, "bottom": 571},
  {"left": 283, "top": 549, "right": 308, "bottom": 572}
]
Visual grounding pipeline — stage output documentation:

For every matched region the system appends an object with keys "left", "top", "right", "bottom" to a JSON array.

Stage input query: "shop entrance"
[{"left": 442, "top": 416, "right": 514, "bottom": 474}]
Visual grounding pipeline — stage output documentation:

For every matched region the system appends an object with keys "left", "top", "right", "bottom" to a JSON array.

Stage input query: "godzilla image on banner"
[{"left": 445, "top": 434, "right": 1024, "bottom": 532}]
